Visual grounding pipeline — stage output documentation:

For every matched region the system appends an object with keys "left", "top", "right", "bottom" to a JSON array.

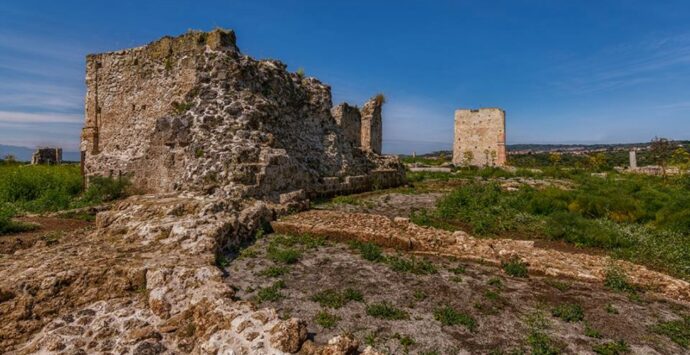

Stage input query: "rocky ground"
[{"left": 225, "top": 233, "right": 689, "bottom": 354}]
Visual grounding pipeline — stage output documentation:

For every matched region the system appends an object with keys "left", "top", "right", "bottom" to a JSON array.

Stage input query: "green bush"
[
  {"left": 0, "top": 203, "right": 36, "bottom": 235},
  {"left": 0, "top": 164, "right": 82, "bottom": 212},
  {"left": 81, "top": 176, "right": 130, "bottom": 204}
]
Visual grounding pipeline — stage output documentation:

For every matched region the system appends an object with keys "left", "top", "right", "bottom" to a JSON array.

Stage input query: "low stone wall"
[{"left": 272, "top": 210, "right": 690, "bottom": 303}]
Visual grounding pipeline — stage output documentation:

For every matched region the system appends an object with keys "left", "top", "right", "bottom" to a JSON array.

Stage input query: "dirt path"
[{"left": 0, "top": 216, "right": 93, "bottom": 254}]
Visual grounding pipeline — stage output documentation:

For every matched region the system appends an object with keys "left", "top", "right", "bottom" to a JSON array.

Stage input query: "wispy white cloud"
[
  {"left": 0, "top": 111, "right": 82, "bottom": 124},
  {"left": 551, "top": 32, "right": 690, "bottom": 94}
]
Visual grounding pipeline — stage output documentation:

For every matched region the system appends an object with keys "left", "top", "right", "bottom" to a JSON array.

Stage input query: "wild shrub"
[{"left": 81, "top": 176, "right": 130, "bottom": 204}]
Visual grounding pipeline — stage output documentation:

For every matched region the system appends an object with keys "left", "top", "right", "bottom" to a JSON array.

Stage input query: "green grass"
[
  {"left": 311, "top": 288, "right": 364, "bottom": 309},
  {"left": 350, "top": 241, "right": 384, "bottom": 262},
  {"left": 313, "top": 310, "right": 339, "bottom": 329},
  {"left": 366, "top": 302, "right": 409, "bottom": 320},
  {"left": 585, "top": 323, "right": 603, "bottom": 338},
  {"left": 0, "top": 203, "right": 36, "bottom": 235},
  {"left": 433, "top": 306, "right": 477, "bottom": 331},
  {"left": 259, "top": 265, "right": 289, "bottom": 278},
  {"left": 652, "top": 316, "right": 690, "bottom": 348},
  {"left": 525, "top": 310, "right": 561, "bottom": 355},
  {"left": 0, "top": 164, "right": 130, "bottom": 216},
  {"left": 387, "top": 255, "right": 437, "bottom": 274},
  {"left": 592, "top": 340, "right": 630, "bottom": 354},
  {"left": 410, "top": 172, "right": 690, "bottom": 280},
  {"left": 604, "top": 266, "right": 638, "bottom": 293},
  {"left": 256, "top": 280, "right": 285, "bottom": 303},
  {"left": 551, "top": 303, "right": 584, "bottom": 322},
  {"left": 502, "top": 257, "right": 528, "bottom": 278},
  {"left": 267, "top": 245, "right": 301, "bottom": 264}
]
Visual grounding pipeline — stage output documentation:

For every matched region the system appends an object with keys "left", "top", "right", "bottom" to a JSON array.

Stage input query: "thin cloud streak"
[{"left": 0, "top": 111, "right": 83, "bottom": 124}]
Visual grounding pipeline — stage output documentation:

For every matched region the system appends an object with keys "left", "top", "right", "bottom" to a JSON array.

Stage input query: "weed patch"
[
  {"left": 592, "top": 340, "right": 630, "bottom": 354},
  {"left": 387, "top": 255, "right": 437, "bottom": 274},
  {"left": 502, "top": 257, "right": 528, "bottom": 278},
  {"left": 311, "top": 288, "right": 364, "bottom": 309},
  {"left": 433, "top": 306, "right": 477, "bottom": 331},
  {"left": 551, "top": 303, "right": 584, "bottom": 322},
  {"left": 652, "top": 316, "right": 690, "bottom": 348},
  {"left": 256, "top": 280, "right": 285, "bottom": 303},
  {"left": 314, "top": 310, "right": 339, "bottom": 329},
  {"left": 259, "top": 266, "right": 289, "bottom": 278},
  {"left": 366, "top": 302, "right": 409, "bottom": 320}
]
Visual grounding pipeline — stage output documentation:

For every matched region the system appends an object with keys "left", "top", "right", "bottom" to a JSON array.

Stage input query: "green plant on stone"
[
  {"left": 259, "top": 265, "right": 289, "bottom": 278},
  {"left": 593, "top": 340, "right": 630, "bottom": 355},
  {"left": 502, "top": 256, "right": 528, "bottom": 278},
  {"left": 433, "top": 306, "right": 477, "bottom": 331},
  {"left": 350, "top": 241, "right": 384, "bottom": 262},
  {"left": 551, "top": 303, "right": 584, "bottom": 322},
  {"left": 652, "top": 316, "right": 690, "bottom": 348},
  {"left": 387, "top": 255, "right": 437, "bottom": 274},
  {"left": 256, "top": 280, "right": 285, "bottom": 303},
  {"left": 267, "top": 245, "right": 301, "bottom": 264},
  {"left": 313, "top": 310, "right": 339, "bottom": 329},
  {"left": 604, "top": 265, "right": 637, "bottom": 293},
  {"left": 366, "top": 302, "right": 409, "bottom": 320},
  {"left": 585, "top": 323, "right": 603, "bottom": 338}
]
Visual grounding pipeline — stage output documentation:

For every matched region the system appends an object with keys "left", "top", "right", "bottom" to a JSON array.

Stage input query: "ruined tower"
[
  {"left": 452, "top": 108, "right": 506, "bottom": 167},
  {"left": 80, "top": 29, "right": 404, "bottom": 198},
  {"left": 361, "top": 95, "right": 384, "bottom": 154},
  {"left": 331, "top": 103, "right": 361, "bottom": 149}
]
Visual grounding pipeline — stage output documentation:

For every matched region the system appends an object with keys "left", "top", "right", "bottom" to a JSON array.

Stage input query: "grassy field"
[
  {"left": 0, "top": 163, "right": 129, "bottom": 234},
  {"left": 409, "top": 169, "right": 690, "bottom": 280}
]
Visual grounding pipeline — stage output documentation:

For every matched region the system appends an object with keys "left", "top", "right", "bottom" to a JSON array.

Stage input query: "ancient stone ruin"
[
  {"left": 0, "top": 29, "right": 404, "bottom": 354},
  {"left": 452, "top": 108, "right": 507, "bottom": 167},
  {"left": 30, "top": 147, "right": 62, "bottom": 165},
  {"left": 80, "top": 29, "right": 402, "bottom": 198}
]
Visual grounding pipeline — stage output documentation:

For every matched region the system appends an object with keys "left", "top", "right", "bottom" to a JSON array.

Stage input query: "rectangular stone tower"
[
  {"left": 361, "top": 95, "right": 383, "bottom": 154},
  {"left": 452, "top": 108, "right": 506, "bottom": 167}
]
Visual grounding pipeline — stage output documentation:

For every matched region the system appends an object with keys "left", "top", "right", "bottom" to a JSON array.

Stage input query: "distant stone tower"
[
  {"left": 629, "top": 150, "right": 637, "bottom": 169},
  {"left": 452, "top": 108, "right": 506, "bottom": 167},
  {"left": 361, "top": 95, "right": 384, "bottom": 154}
]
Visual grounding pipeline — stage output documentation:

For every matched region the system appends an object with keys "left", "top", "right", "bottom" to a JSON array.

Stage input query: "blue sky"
[{"left": 1, "top": 1, "right": 689, "bottom": 154}]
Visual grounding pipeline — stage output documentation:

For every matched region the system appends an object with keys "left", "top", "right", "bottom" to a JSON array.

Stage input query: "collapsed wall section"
[
  {"left": 81, "top": 29, "right": 404, "bottom": 200},
  {"left": 452, "top": 108, "right": 506, "bottom": 167}
]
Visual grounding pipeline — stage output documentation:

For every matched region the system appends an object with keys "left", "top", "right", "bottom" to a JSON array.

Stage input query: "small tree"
[
  {"left": 649, "top": 137, "right": 673, "bottom": 176},
  {"left": 671, "top": 147, "right": 690, "bottom": 175},
  {"left": 588, "top": 152, "right": 607, "bottom": 171},
  {"left": 549, "top": 152, "right": 562, "bottom": 167}
]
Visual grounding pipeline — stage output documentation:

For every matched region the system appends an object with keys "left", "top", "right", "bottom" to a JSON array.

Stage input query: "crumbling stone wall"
[
  {"left": 331, "top": 103, "right": 361, "bottom": 149},
  {"left": 30, "top": 148, "right": 62, "bottom": 165},
  {"left": 81, "top": 29, "right": 403, "bottom": 200},
  {"left": 452, "top": 108, "right": 506, "bottom": 167},
  {"left": 360, "top": 95, "right": 383, "bottom": 154}
]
